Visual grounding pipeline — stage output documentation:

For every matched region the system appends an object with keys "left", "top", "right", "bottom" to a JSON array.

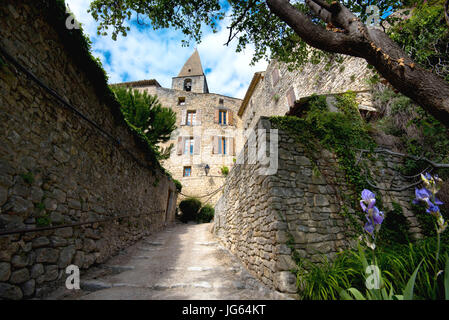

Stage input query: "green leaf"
[
  {"left": 444, "top": 254, "right": 449, "bottom": 300},
  {"left": 403, "top": 259, "right": 424, "bottom": 300},
  {"left": 339, "top": 289, "right": 354, "bottom": 300},
  {"left": 348, "top": 288, "right": 367, "bottom": 300}
]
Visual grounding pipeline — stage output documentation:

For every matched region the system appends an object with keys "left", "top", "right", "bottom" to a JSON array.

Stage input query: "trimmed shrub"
[
  {"left": 179, "top": 197, "right": 202, "bottom": 223},
  {"left": 197, "top": 204, "right": 215, "bottom": 223}
]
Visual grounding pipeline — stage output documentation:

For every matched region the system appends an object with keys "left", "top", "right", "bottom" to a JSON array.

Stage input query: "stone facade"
[
  {"left": 0, "top": 0, "right": 177, "bottom": 299},
  {"left": 214, "top": 117, "right": 423, "bottom": 296},
  {"left": 239, "top": 55, "right": 375, "bottom": 131},
  {"left": 115, "top": 52, "right": 243, "bottom": 204}
]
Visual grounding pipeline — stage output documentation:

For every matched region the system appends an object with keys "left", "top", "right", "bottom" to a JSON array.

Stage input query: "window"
[
  {"left": 218, "top": 137, "right": 227, "bottom": 155},
  {"left": 178, "top": 97, "right": 186, "bottom": 106},
  {"left": 184, "top": 79, "right": 192, "bottom": 92},
  {"left": 219, "top": 110, "right": 227, "bottom": 125},
  {"left": 213, "top": 136, "right": 234, "bottom": 155},
  {"left": 186, "top": 111, "right": 196, "bottom": 126},
  {"left": 183, "top": 166, "right": 192, "bottom": 177},
  {"left": 219, "top": 98, "right": 224, "bottom": 105},
  {"left": 184, "top": 137, "right": 194, "bottom": 155}
]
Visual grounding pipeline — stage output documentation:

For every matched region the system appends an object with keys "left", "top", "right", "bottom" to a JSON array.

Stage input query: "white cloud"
[{"left": 66, "top": 0, "right": 268, "bottom": 99}]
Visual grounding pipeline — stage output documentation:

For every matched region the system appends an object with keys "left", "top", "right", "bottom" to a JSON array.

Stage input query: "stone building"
[
  {"left": 238, "top": 55, "right": 376, "bottom": 131},
  {"left": 114, "top": 50, "right": 243, "bottom": 204}
]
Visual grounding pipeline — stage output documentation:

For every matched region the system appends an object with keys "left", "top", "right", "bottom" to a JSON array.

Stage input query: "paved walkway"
[{"left": 47, "top": 222, "right": 290, "bottom": 300}]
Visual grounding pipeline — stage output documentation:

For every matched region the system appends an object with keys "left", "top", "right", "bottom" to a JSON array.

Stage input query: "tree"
[
  {"left": 89, "top": 0, "right": 449, "bottom": 128},
  {"left": 111, "top": 86, "right": 177, "bottom": 159}
]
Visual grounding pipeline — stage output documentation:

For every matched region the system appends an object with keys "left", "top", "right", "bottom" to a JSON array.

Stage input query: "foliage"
[
  {"left": 197, "top": 204, "right": 215, "bottom": 223},
  {"left": 173, "top": 179, "right": 182, "bottom": 193},
  {"left": 298, "top": 236, "right": 449, "bottom": 300},
  {"left": 20, "top": 172, "right": 34, "bottom": 184},
  {"left": 377, "top": 202, "right": 411, "bottom": 246},
  {"left": 220, "top": 166, "right": 229, "bottom": 176},
  {"left": 36, "top": 213, "right": 51, "bottom": 227},
  {"left": 271, "top": 94, "right": 376, "bottom": 233},
  {"left": 297, "top": 253, "right": 360, "bottom": 300},
  {"left": 179, "top": 197, "right": 202, "bottom": 223},
  {"left": 389, "top": 0, "right": 449, "bottom": 82},
  {"left": 370, "top": 86, "right": 449, "bottom": 179},
  {"left": 111, "top": 86, "right": 177, "bottom": 160},
  {"left": 88, "top": 0, "right": 406, "bottom": 68}
]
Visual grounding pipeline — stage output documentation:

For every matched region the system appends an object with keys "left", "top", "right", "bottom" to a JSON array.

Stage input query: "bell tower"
[{"left": 171, "top": 49, "right": 209, "bottom": 94}]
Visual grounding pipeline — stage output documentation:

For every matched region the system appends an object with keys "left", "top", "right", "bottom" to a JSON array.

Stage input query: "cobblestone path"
[{"left": 47, "top": 222, "right": 290, "bottom": 300}]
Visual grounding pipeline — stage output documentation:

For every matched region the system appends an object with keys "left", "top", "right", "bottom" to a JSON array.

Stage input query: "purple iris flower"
[
  {"left": 371, "top": 207, "right": 384, "bottom": 225},
  {"left": 413, "top": 188, "right": 433, "bottom": 206},
  {"left": 360, "top": 189, "right": 376, "bottom": 212},
  {"left": 364, "top": 219, "right": 375, "bottom": 236},
  {"left": 426, "top": 204, "right": 440, "bottom": 215}
]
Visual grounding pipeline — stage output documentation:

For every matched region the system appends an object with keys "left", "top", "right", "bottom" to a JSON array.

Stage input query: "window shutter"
[
  {"left": 287, "top": 87, "right": 296, "bottom": 107},
  {"left": 214, "top": 109, "right": 219, "bottom": 124},
  {"left": 177, "top": 136, "right": 183, "bottom": 155},
  {"left": 196, "top": 110, "right": 201, "bottom": 126},
  {"left": 228, "top": 110, "right": 233, "bottom": 126},
  {"left": 229, "top": 137, "right": 235, "bottom": 156},
  {"left": 212, "top": 136, "right": 219, "bottom": 154},
  {"left": 194, "top": 136, "right": 201, "bottom": 155},
  {"left": 181, "top": 109, "right": 187, "bottom": 126}
]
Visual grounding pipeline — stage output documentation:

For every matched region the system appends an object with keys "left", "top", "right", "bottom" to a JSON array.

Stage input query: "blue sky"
[{"left": 66, "top": 0, "right": 268, "bottom": 99}]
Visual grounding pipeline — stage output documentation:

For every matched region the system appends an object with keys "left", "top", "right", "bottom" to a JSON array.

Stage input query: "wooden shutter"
[
  {"left": 177, "top": 136, "right": 183, "bottom": 155},
  {"left": 196, "top": 110, "right": 201, "bottom": 126},
  {"left": 212, "top": 136, "right": 219, "bottom": 154},
  {"left": 194, "top": 136, "right": 201, "bottom": 155},
  {"left": 229, "top": 137, "right": 235, "bottom": 156},
  {"left": 180, "top": 109, "right": 187, "bottom": 126},
  {"left": 228, "top": 110, "right": 233, "bottom": 126},
  {"left": 214, "top": 109, "right": 219, "bottom": 124},
  {"left": 287, "top": 87, "right": 296, "bottom": 107}
]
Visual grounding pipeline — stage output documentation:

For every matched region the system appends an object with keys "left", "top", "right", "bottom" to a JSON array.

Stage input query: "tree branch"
[
  {"left": 445, "top": 0, "right": 449, "bottom": 28},
  {"left": 266, "top": 0, "right": 449, "bottom": 129},
  {"left": 266, "top": 0, "right": 358, "bottom": 56},
  {"left": 357, "top": 148, "right": 449, "bottom": 168},
  {"left": 225, "top": 0, "right": 256, "bottom": 46},
  {"left": 366, "top": 178, "right": 422, "bottom": 192}
]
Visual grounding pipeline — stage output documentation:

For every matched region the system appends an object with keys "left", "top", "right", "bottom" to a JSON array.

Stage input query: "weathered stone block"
[
  {"left": 10, "top": 268, "right": 30, "bottom": 284},
  {"left": 0, "top": 262, "right": 11, "bottom": 281},
  {"left": 30, "top": 263, "right": 44, "bottom": 279},
  {"left": 36, "top": 248, "right": 59, "bottom": 263},
  {"left": 0, "top": 283, "right": 23, "bottom": 300},
  {"left": 43, "top": 265, "right": 59, "bottom": 282},
  {"left": 21, "top": 279, "right": 35, "bottom": 297},
  {"left": 58, "top": 245, "right": 75, "bottom": 268},
  {"left": 32, "top": 236, "right": 50, "bottom": 248}
]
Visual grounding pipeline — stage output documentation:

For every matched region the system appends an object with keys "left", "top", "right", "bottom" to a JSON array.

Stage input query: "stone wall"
[
  {"left": 214, "top": 117, "right": 423, "bottom": 296},
  {"left": 240, "top": 55, "right": 374, "bottom": 131},
  {"left": 0, "top": 0, "right": 177, "bottom": 299}
]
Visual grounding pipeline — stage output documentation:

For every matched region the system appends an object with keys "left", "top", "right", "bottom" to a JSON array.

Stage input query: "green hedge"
[
  {"left": 179, "top": 197, "right": 202, "bottom": 223},
  {"left": 197, "top": 204, "right": 215, "bottom": 223}
]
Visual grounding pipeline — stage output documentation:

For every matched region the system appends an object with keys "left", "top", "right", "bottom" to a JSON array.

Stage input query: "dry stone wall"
[
  {"left": 214, "top": 117, "right": 423, "bottom": 296},
  {"left": 0, "top": 0, "right": 177, "bottom": 299}
]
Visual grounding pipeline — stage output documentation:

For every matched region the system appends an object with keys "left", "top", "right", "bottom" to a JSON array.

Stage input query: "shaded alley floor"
[{"left": 46, "top": 222, "right": 290, "bottom": 300}]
